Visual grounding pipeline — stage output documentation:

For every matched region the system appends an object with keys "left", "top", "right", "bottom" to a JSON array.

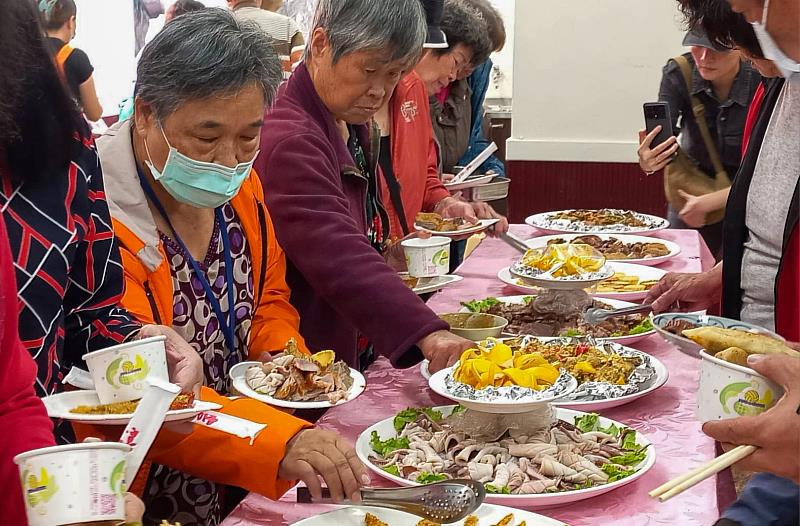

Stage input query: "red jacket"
[
  {"left": 0, "top": 202, "right": 54, "bottom": 525},
  {"left": 379, "top": 72, "right": 450, "bottom": 241}
]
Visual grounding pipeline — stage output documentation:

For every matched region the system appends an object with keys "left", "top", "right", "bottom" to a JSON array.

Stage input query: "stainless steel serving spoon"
[{"left": 296, "top": 479, "right": 486, "bottom": 524}]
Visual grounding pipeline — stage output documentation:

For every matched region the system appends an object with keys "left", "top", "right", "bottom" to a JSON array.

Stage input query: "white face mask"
[{"left": 751, "top": 0, "right": 800, "bottom": 79}]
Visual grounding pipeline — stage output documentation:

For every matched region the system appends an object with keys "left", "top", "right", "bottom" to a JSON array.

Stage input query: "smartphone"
[{"left": 643, "top": 102, "right": 675, "bottom": 148}]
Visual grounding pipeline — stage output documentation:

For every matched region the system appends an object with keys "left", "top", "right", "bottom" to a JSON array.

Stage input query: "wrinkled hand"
[
  {"left": 637, "top": 127, "right": 678, "bottom": 173},
  {"left": 702, "top": 353, "right": 800, "bottom": 483},
  {"left": 437, "top": 196, "right": 479, "bottom": 224},
  {"left": 469, "top": 201, "right": 509, "bottom": 237},
  {"left": 677, "top": 189, "right": 709, "bottom": 228},
  {"left": 418, "top": 329, "right": 474, "bottom": 373},
  {"left": 644, "top": 268, "right": 722, "bottom": 313},
  {"left": 138, "top": 325, "right": 203, "bottom": 396},
  {"left": 441, "top": 173, "right": 456, "bottom": 183},
  {"left": 278, "top": 429, "right": 369, "bottom": 503}
]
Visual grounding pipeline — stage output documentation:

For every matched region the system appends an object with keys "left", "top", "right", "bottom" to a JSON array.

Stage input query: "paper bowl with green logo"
[
  {"left": 14, "top": 442, "right": 131, "bottom": 526},
  {"left": 401, "top": 236, "right": 451, "bottom": 278},
  {"left": 697, "top": 350, "right": 784, "bottom": 422},
  {"left": 83, "top": 335, "right": 169, "bottom": 404}
]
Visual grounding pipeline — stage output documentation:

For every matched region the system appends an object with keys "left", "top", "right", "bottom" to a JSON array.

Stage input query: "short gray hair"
[
  {"left": 136, "top": 8, "right": 282, "bottom": 119},
  {"left": 309, "top": 0, "right": 426, "bottom": 64}
]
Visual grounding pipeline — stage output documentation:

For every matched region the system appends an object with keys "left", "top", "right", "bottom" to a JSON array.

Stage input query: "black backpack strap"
[{"left": 381, "top": 166, "right": 410, "bottom": 236}]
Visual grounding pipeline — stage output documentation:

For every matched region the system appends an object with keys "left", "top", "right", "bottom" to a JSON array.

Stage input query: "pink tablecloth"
[{"left": 223, "top": 227, "right": 725, "bottom": 526}]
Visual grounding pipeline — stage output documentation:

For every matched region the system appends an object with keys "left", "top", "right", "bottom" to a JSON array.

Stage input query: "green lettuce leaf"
[
  {"left": 574, "top": 413, "right": 600, "bottom": 433},
  {"left": 484, "top": 484, "right": 511, "bottom": 494},
  {"left": 416, "top": 472, "right": 448, "bottom": 484},
  {"left": 608, "top": 448, "right": 647, "bottom": 466},
  {"left": 601, "top": 463, "right": 635, "bottom": 482},
  {"left": 370, "top": 431, "right": 409, "bottom": 456},
  {"left": 628, "top": 318, "right": 654, "bottom": 335},
  {"left": 382, "top": 465, "right": 400, "bottom": 477},
  {"left": 461, "top": 297, "right": 502, "bottom": 313}
]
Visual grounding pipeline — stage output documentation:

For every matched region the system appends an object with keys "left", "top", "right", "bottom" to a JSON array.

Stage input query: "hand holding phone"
[{"left": 639, "top": 102, "right": 678, "bottom": 173}]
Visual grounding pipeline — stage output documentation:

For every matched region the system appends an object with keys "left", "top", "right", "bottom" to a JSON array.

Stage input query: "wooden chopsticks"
[{"left": 649, "top": 444, "right": 757, "bottom": 502}]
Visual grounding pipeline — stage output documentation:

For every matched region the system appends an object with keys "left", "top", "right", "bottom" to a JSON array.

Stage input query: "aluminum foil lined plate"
[
  {"left": 425, "top": 336, "right": 667, "bottom": 412},
  {"left": 535, "top": 337, "right": 669, "bottom": 411},
  {"left": 356, "top": 405, "right": 657, "bottom": 508},
  {"left": 509, "top": 259, "right": 615, "bottom": 291},
  {"left": 526, "top": 209, "right": 669, "bottom": 236},
  {"left": 428, "top": 367, "right": 578, "bottom": 414},
  {"left": 524, "top": 233, "right": 681, "bottom": 267}
]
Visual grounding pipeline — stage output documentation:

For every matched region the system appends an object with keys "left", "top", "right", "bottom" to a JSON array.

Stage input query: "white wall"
[
  {"left": 72, "top": 0, "right": 136, "bottom": 117},
  {"left": 507, "top": 0, "right": 686, "bottom": 163},
  {"left": 486, "top": 0, "right": 514, "bottom": 100}
]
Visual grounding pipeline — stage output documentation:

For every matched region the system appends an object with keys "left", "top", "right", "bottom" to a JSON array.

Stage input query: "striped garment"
[
  {"left": 0, "top": 132, "right": 139, "bottom": 415},
  {"left": 232, "top": 6, "right": 304, "bottom": 79}
]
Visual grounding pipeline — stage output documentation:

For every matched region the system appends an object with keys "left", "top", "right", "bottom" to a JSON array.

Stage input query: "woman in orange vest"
[
  {"left": 93, "top": 10, "right": 367, "bottom": 525},
  {"left": 39, "top": 0, "right": 103, "bottom": 121}
]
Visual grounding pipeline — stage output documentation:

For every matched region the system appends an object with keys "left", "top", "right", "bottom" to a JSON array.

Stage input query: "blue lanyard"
[{"left": 135, "top": 165, "right": 238, "bottom": 368}]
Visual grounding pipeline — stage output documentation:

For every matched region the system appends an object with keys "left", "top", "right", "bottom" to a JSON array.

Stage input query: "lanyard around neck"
[{"left": 135, "top": 164, "right": 238, "bottom": 367}]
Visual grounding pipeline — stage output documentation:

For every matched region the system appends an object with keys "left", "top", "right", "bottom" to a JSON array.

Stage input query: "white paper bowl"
[
  {"left": 401, "top": 236, "right": 451, "bottom": 278},
  {"left": 83, "top": 336, "right": 168, "bottom": 404},
  {"left": 697, "top": 350, "right": 784, "bottom": 422},
  {"left": 14, "top": 442, "right": 131, "bottom": 526}
]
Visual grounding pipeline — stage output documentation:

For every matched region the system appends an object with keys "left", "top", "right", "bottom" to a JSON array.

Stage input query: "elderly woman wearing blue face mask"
[{"left": 94, "top": 9, "right": 367, "bottom": 524}]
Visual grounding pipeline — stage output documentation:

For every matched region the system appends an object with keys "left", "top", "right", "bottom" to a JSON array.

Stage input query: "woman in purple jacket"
[{"left": 255, "top": 0, "right": 473, "bottom": 374}]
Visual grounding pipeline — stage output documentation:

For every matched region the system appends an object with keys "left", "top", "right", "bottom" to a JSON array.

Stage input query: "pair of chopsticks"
[{"left": 649, "top": 444, "right": 757, "bottom": 502}]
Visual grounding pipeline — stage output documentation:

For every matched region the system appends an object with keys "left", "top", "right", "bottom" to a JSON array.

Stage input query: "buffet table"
[{"left": 223, "top": 226, "right": 729, "bottom": 526}]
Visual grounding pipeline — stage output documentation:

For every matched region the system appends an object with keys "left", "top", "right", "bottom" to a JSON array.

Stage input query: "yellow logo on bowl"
[
  {"left": 23, "top": 467, "right": 58, "bottom": 510},
  {"left": 720, "top": 380, "right": 774, "bottom": 416},
  {"left": 106, "top": 353, "right": 150, "bottom": 389}
]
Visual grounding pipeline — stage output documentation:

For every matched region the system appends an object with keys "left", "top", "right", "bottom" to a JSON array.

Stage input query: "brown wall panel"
[{"left": 506, "top": 161, "right": 668, "bottom": 224}]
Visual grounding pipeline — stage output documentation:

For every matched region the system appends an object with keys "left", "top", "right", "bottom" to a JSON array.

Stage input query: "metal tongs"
[
  {"left": 500, "top": 231, "right": 529, "bottom": 254},
  {"left": 297, "top": 479, "right": 485, "bottom": 523},
  {"left": 583, "top": 303, "right": 653, "bottom": 324}
]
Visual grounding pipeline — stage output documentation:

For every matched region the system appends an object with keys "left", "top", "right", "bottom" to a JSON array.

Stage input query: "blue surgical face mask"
[
  {"left": 751, "top": 0, "right": 800, "bottom": 80},
  {"left": 144, "top": 125, "right": 257, "bottom": 209}
]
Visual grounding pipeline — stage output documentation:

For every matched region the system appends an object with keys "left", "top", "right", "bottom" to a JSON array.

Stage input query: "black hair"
[
  {"left": 676, "top": 0, "right": 764, "bottom": 58},
  {"left": 435, "top": 0, "right": 492, "bottom": 66},
  {"left": 38, "top": 0, "right": 76, "bottom": 32},
  {"left": 168, "top": 0, "right": 205, "bottom": 20},
  {"left": 1, "top": 0, "right": 84, "bottom": 182}
]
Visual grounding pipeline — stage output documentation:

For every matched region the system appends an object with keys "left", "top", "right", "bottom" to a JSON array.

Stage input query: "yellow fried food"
[
  {"left": 311, "top": 350, "right": 336, "bottom": 368},
  {"left": 453, "top": 340, "right": 560, "bottom": 390},
  {"left": 464, "top": 516, "right": 479, "bottom": 526},
  {"left": 365, "top": 513, "right": 389, "bottom": 526},
  {"left": 596, "top": 272, "right": 657, "bottom": 293},
  {"left": 715, "top": 347, "right": 750, "bottom": 367},
  {"left": 520, "top": 244, "right": 605, "bottom": 278},
  {"left": 416, "top": 520, "right": 441, "bottom": 526},
  {"left": 683, "top": 327, "right": 800, "bottom": 357},
  {"left": 492, "top": 514, "right": 514, "bottom": 526}
]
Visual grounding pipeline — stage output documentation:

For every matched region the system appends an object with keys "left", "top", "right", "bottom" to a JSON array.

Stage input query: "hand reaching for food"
[
  {"left": 436, "top": 196, "right": 479, "bottom": 225},
  {"left": 278, "top": 429, "right": 370, "bottom": 503},
  {"left": 418, "top": 329, "right": 474, "bottom": 373},
  {"left": 138, "top": 325, "right": 203, "bottom": 397},
  {"left": 469, "top": 201, "right": 509, "bottom": 236},
  {"left": 677, "top": 190, "right": 709, "bottom": 228},
  {"left": 702, "top": 353, "right": 800, "bottom": 483},
  {"left": 644, "top": 265, "right": 723, "bottom": 313}
]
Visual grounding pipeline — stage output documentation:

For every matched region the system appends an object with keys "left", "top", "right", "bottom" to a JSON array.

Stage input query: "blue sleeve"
[
  {"left": 721, "top": 473, "right": 800, "bottom": 526},
  {"left": 457, "top": 60, "right": 506, "bottom": 177}
]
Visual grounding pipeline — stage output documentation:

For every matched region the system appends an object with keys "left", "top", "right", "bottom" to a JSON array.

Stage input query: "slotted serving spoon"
[
  {"left": 583, "top": 303, "right": 653, "bottom": 324},
  {"left": 296, "top": 479, "right": 485, "bottom": 524}
]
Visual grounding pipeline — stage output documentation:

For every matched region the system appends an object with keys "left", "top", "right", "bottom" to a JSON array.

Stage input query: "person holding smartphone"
[{"left": 637, "top": 27, "right": 760, "bottom": 257}]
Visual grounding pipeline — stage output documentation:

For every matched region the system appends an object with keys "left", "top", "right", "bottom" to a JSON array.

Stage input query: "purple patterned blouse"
[{"left": 144, "top": 202, "right": 254, "bottom": 526}]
